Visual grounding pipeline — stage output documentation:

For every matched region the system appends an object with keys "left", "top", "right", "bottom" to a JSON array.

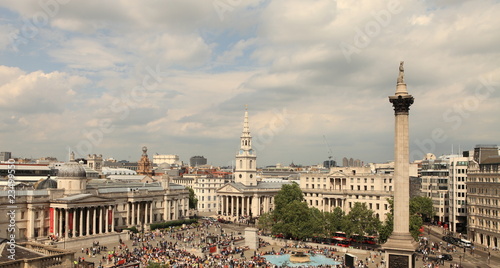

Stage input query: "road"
[{"left": 425, "top": 225, "right": 497, "bottom": 268}]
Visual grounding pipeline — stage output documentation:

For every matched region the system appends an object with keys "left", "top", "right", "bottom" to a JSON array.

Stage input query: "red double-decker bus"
[
  {"left": 332, "top": 237, "right": 351, "bottom": 247},
  {"left": 332, "top": 231, "right": 347, "bottom": 239}
]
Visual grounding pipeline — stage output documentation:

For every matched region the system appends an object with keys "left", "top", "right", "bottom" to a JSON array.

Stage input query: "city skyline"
[{"left": 0, "top": 0, "right": 499, "bottom": 166}]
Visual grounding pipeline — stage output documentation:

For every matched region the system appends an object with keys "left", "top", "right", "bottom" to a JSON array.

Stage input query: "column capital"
[{"left": 389, "top": 95, "right": 414, "bottom": 115}]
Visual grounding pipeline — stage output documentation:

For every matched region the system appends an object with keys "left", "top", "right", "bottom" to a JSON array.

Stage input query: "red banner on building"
[
  {"left": 69, "top": 211, "right": 73, "bottom": 230},
  {"left": 108, "top": 209, "right": 113, "bottom": 227},
  {"left": 49, "top": 208, "right": 54, "bottom": 233}
]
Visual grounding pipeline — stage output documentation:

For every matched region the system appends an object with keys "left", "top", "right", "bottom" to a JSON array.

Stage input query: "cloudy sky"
[{"left": 0, "top": 0, "right": 499, "bottom": 166}]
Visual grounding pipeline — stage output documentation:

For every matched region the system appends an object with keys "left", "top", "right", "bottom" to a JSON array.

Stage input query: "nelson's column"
[{"left": 383, "top": 61, "right": 417, "bottom": 267}]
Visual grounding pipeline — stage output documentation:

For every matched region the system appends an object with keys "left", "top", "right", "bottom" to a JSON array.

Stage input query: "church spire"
[
  {"left": 242, "top": 105, "right": 250, "bottom": 135},
  {"left": 235, "top": 106, "right": 257, "bottom": 186}
]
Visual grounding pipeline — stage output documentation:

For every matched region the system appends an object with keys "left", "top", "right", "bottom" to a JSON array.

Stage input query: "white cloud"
[
  {"left": 0, "top": 66, "right": 89, "bottom": 114},
  {"left": 0, "top": 0, "right": 499, "bottom": 165}
]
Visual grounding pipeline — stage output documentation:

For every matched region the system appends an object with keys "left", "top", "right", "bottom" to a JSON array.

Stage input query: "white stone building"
[
  {"left": 153, "top": 154, "right": 182, "bottom": 166},
  {"left": 0, "top": 161, "right": 189, "bottom": 249},
  {"left": 183, "top": 174, "right": 225, "bottom": 213},
  {"left": 300, "top": 166, "right": 394, "bottom": 221}
]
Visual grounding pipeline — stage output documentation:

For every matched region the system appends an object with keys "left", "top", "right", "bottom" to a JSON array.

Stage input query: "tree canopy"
[
  {"left": 273, "top": 182, "right": 303, "bottom": 215},
  {"left": 342, "top": 202, "right": 381, "bottom": 237},
  {"left": 187, "top": 187, "right": 198, "bottom": 209}
]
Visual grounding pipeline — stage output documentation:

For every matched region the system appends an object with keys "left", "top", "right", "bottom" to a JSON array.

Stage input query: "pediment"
[
  {"left": 329, "top": 171, "right": 347, "bottom": 177},
  {"left": 53, "top": 194, "right": 114, "bottom": 206},
  {"left": 217, "top": 184, "right": 243, "bottom": 193}
]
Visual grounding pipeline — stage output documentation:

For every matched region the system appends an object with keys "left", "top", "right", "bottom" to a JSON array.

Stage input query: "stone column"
[
  {"left": 72, "top": 209, "right": 76, "bottom": 237},
  {"left": 150, "top": 202, "right": 153, "bottom": 223},
  {"left": 105, "top": 206, "right": 109, "bottom": 233},
  {"left": 64, "top": 209, "right": 69, "bottom": 239},
  {"left": 163, "top": 199, "right": 168, "bottom": 221},
  {"left": 27, "top": 206, "right": 34, "bottom": 239},
  {"left": 127, "top": 202, "right": 130, "bottom": 226},
  {"left": 131, "top": 202, "right": 136, "bottom": 225},
  {"left": 166, "top": 200, "right": 171, "bottom": 221},
  {"left": 58, "top": 209, "right": 63, "bottom": 237},
  {"left": 93, "top": 207, "right": 97, "bottom": 235},
  {"left": 225, "top": 196, "right": 228, "bottom": 215},
  {"left": 79, "top": 209, "right": 83, "bottom": 237},
  {"left": 174, "top": 199, "right": 178, "bottom": 219},
  {"left": 252, "top": 194, "right": 259, "bottom": 216},
  {"left": 40, "top": 209, "right": 45, "bottom": 237},
  {"left": 96, "top": 207, "right": 101, "bottom": 234},
  {"left": 144, "top": 202, "right": 148, "bottom": 225},
  {"left": 384, "top": 62, "right": 416, "bottom": 267},
  {"left": 236, "top": 196, "right": 240, "bottom": 217},
  {"left": 86, "top": 208, "right": 90, "bottom": 236},
  {"left": 137, "top": 202, "right": 142, "bottom": 225},
  {"left": 111, "top": 205, "right": 115, "bottom": 232}
]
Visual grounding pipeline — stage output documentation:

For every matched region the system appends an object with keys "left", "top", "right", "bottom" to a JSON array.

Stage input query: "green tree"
[
  {"left": 378, "top": 198, "right": 394, "bottom": 243},
  {"left": 380, "top": 196, "right": 433, "bottom": 242},
  {"left": 274, "top": 182, "right": 304, "bottom": 215},
  {"left": 324, "top": 207, "right": 345, "bottom": 235},
  {"left": 187, "top": 187, "right": 198, "bottom": 209},
  {"left": 272, "top": 200, "right": 320, "bottom": 240},
  {"left": 410, "top": 196, "right": 434, "bottom": 221},
  {"left": 257, "top": 212, "right": 274, "bottom": 234},
  {"left": 342, "top": 202, "right": 380, "bottom": 238},
  {"left": 378, "top": 212, "right": 393, "bottom": 244}
]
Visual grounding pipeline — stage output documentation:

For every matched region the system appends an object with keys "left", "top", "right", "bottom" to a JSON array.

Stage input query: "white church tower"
[{"left": 234, "top": 107, "right": 257, "bottom": 186}]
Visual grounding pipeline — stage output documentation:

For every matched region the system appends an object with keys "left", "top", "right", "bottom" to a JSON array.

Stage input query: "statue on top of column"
[{"left": 397, "top": 61, "right": 404, "bottom": 84}]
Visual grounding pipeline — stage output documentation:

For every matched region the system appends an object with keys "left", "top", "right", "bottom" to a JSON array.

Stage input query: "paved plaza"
[{"left": 70, "top": 219, "right": 499, "bottom": 268}]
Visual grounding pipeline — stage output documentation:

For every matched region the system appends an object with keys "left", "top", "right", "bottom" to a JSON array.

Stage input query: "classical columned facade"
[
  {"left": 321, "top": 197, "right": 346, "bottom": 212},
  {"left": 125, "top": 201, "right": 155, "bottom": 227},
  {"left": 217, "top": 180, "right": 292, "bottom": 219},
  {"left": 50, "top": 205, "right": 116, "bottom": 238}
]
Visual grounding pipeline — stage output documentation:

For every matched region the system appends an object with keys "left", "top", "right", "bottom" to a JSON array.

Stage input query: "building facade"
[
  {"left": 300, "top": 166, "right": 394, "bottom": 222},
  {"left": 0, "top": 160, "right": 189, "bottom": 249},
  {"left": 467, "top": 145, "right": 500, "bottom": 249}
]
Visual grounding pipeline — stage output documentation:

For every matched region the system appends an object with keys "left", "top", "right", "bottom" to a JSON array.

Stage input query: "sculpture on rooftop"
[{"left": 397, "top": 61, "right": 405, "bottom": 84}]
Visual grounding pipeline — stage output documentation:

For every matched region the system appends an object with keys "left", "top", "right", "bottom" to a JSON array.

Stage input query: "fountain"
[
  {"left": 289, "top": 249, "right": 310, "bottom": 263},
  {"left": 263, "top": 249, "right": 340, "bottom": 267}
]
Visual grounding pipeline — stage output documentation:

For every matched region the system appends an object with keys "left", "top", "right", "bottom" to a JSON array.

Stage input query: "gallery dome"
[
  {"left": 57, "top": 161, "right": 86, "bottom": 178},
  {"left": 34, "top": 175, "right": 58, "bottom": 189}
]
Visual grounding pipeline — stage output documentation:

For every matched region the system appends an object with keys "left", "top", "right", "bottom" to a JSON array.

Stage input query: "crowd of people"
[
  {"left": 75, "top": 219, "right": 357, "bottom": 268},
  {"left": 72, "top": 219, "right": 483, "bottom": 268}
]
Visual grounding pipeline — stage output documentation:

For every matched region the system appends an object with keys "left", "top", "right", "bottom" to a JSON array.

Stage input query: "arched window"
[
  {"left": 240, "top": 160, "right": 242, "bottom": 168},
  {"left": 250, "top": 160, "right": 253, "bottom": 169}
]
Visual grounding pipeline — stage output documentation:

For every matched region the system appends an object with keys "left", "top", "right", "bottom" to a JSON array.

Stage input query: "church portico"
[
  {"left": 216, "top": 108, "right": 293, "bottom": 221},
  {"left": 219, "top": 194, "right": 257, "bottom": 217},
  {"left": 50, "top": 194, "right": 116, "bottom": 239}
]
